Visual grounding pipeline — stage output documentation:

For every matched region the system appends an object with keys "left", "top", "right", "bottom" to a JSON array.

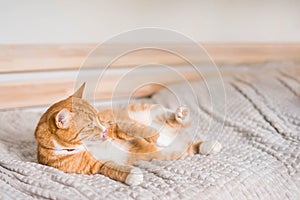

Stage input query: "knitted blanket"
[{"left": 0, "top": 64, "right": 299, "bottom": 199}]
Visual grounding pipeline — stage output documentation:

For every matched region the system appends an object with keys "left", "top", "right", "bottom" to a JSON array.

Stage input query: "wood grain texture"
[
  {"left": 0, "top": 66, "right": 241, "bottom": 109},
  {"left": 1, "top": 43, "right": 300, "bottom": 73},
  {"left": 1, "top": 43, "right": 299, "bottom": 109},
  {"left": 0, "top": 66, "right": 206, "bottom": 109}
]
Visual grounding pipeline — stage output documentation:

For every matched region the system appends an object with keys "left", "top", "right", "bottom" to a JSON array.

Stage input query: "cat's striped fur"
[{"left": 35, "top": 84, "right": 221, "bottom": 185}]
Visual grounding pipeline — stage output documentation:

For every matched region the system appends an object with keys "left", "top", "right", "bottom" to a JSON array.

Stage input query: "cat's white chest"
[{"left": 83, "top": 139, "right": 128, "bottom": 165}]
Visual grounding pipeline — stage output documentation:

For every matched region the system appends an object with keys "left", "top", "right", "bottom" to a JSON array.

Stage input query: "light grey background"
[{"left": 1, "top": 0, "right": 300, "bottom": 43}]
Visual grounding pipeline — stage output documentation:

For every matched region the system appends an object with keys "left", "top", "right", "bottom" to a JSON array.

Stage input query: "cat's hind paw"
[
  {"left": 175, "top": 105, "right": 189, "bottom": 124},
  {"left": 125, "top": 168, "right": 143, "bottom": 186},
  {"left": 199, "top": 140, "right": 222, "bottom": 155}
]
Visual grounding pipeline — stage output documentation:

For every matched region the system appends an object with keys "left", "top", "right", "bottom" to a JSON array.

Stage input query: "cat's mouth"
[
  {"left": 90, "top": 129, "right": 108, "bottom": 141},
  {"left": 79, "top": 129, "right": 108, "bottom": 141},
  {"left": 100, "top": 129, "right": 108, "bottom": 140}
]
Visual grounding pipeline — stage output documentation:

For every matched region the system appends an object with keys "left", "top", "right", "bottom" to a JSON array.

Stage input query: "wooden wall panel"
[
  {"left": 0, "top": 43, "right": 299, "bottom": 109},
  {"left": 0, "top": 66, "right": 223, "bottom": 109},
  {"left": 1, "top": 43, "right": 300, "bottom": 73}
]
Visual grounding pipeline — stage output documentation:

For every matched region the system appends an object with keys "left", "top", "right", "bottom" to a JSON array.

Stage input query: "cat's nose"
[{"left": 100, "top": 129, "right": 108, "bottom": 139}]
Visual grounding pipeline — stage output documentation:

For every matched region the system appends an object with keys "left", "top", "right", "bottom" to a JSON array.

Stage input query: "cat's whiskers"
[{"left": 78, "top": 131, "right": 104, "bottom": 142}]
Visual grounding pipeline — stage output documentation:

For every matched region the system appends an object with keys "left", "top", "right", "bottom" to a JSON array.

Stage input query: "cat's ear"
[
  {"left": 72, "top": 83, "right": 86, "bottom": 98},
  {"left": 55, "top": 109, "right": 71, "bottom": 129}
]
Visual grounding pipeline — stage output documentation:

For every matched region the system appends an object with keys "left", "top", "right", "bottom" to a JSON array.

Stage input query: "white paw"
[
  {"left": 156, "top": 132, "right": 173, "bottom": 147},
  {"left": 175, "top": 105, "right": 189, "bottom": 124},
  {"left": 125, "top": 168, "right": 143, "bottom": 186},
  {"left": 199, "top": 141, "right": 222, "bottom": 155}
]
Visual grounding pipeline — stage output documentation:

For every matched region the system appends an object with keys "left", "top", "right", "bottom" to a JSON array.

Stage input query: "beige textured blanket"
[{"left": 0, "top": 65, "right": 299, "bottom": 199}]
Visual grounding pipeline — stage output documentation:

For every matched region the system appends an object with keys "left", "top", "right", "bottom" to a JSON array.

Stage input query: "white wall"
[{"left": 1, "top": 0, "right": 300, "bottom": 43}]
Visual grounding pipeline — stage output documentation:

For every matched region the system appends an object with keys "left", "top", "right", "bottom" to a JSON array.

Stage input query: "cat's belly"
[
  {"left": 83, "top": 127, "right": 194, "bottom": 165},
  {"left": 83, "top": 139, "right": 129, "bottom": 165}
]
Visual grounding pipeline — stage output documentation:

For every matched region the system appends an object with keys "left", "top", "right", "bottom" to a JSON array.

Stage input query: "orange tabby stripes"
[{"left": 35, "top": 83, "right": 222, "bottom": 186}]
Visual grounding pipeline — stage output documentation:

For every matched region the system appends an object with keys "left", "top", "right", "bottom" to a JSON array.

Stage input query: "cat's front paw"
[
  {"left": 125, "top": 168, "right": 143, "bottom": 186},
  {"left": 175, "top": 105, "right": 189, "bottom": 124},
  {"left": 199, "top": 140, "right": 222, "bottom": 155}
]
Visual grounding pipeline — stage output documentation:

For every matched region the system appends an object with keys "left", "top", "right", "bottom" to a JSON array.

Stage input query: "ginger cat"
[{"left": 35, "top": 83, "right": 221, "bottom": 186}]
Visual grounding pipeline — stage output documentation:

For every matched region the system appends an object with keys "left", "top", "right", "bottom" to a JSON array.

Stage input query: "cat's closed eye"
[{"left": 87, "top": 122, "right": 96, "bottom": 128}]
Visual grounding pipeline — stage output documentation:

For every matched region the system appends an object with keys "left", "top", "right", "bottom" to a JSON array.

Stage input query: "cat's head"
[{"left": 43, "top": 83, "right": 108, "bottom": 143}]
